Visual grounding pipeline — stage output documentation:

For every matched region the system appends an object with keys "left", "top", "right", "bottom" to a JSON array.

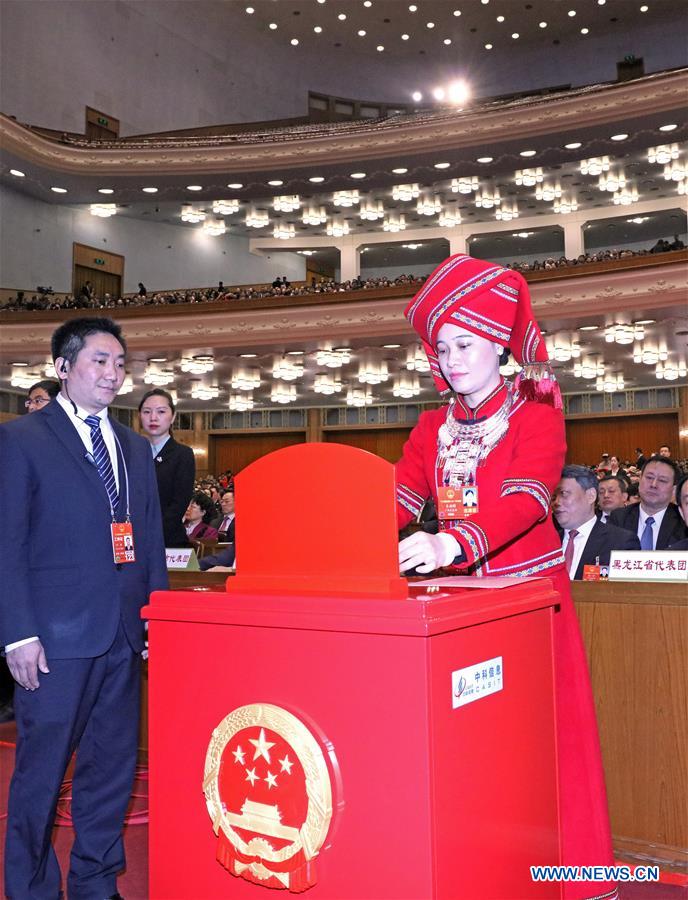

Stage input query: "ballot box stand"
[{"left": 144, "top": 444, "right": 561, "bottom": 899}]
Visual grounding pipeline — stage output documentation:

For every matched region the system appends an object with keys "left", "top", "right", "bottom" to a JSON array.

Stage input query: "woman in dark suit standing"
[{"left": 138, "top": 388, "right": 195, "bottom": 547}]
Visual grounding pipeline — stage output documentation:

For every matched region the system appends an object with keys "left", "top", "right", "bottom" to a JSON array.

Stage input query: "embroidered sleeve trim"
[
  {"left": 454, "top": 521, "right": 489, "bottom": 564},
  {"left": 396, "top": 484, "right": 425, "bottom": 516},
  {"left": 501, "top": 477, "right": 551, "bottom": 518}
]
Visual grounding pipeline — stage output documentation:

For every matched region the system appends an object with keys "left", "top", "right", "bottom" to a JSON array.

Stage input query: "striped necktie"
[
  {"left": 85, "top": 415, "right": 119, "bottom": 510},
  {"left": 640, "top": 516, "right": 655, "bottom": 551}
]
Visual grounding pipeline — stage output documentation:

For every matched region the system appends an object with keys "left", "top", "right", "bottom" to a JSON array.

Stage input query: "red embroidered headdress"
[{"left": 404, "top": 253, "right": 561, "bottom": 406}]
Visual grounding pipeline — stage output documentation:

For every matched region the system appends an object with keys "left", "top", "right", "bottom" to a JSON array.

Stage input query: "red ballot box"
[{"left": 144, "top": 445, "right": 561, "bottom": 899}]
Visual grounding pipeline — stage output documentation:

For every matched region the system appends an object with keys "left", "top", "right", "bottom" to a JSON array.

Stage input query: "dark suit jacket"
[
  {"left": 0, "top": 401, "right": 168, "bottom": 657},
  {"left": 153, "top": 436, "right": 195, "bottom": 547},
  {"left": 609, "top": 503, "right": 687, "bottom": 550},
  {"left": 199, "top": 544, "right": 236, "bottom": 571},
  {"left": 572, "top": 519, "right": 640, "bottom": 580},
  {"left": 214, "top": 515, "right": 235, "bottom": 543}
]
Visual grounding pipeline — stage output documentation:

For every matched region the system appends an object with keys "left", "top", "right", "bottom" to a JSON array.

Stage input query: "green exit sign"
[
  {"left": 93, "top": 257, "right": 106, "bottom": 265},
  {"left": 97, "top": 116, "right": 109, "bottom": 126}
]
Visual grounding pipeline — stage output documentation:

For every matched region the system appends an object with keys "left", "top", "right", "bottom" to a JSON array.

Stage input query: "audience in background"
[
  {"left": 669, "top": 474, "right": 688, "bottom": 551},
  {"left": 609, "top": 456, "right": 685, "bottom": 550},
  {"left": 597, "top": 475, "right": 630, "bottom": 523},
  {"left": 25, "top": 379, "right": 60, "bottom": 412},
  {"left": 553, "top": 465, "right": 641, "bottom": 580},
  {"left": 183, "top": 492, "right": 219, "bottom": 542}
]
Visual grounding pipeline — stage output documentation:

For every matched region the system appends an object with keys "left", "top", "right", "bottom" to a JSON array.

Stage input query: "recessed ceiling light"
[
  {"left": 426, "top": 21, "right": 435, "bottom": 28},
  {"left": 409, "top": 4, "right": 417, "bottom": 11},
  {"left": 9, "top": 169, "right": 25, "bottom": 177},
  {"left": 496, "top": 14, "right": 505, "bottom": 22},
  {"left": 98, "top": 188, "right": 114, "bottom": 194},
  {"left": 640, "top": 4, "right": 648, "bottom": 10},
  {"left": 338, "top": 13, "right": 346, "bottom": 20},
  {"left": 245, "top": 6, "right": 254, "bottom": 13},
  {"left": 142, "top": 186, "right": 158, "bottom": 193},
  {"left": 227, "top": 182, "right": 243, "bottom": 189},
  {"left": 148, "top": 357, "right": 167, "bottom": 363},
  {"left": 477, "top": 156, "right": 493, "bottom": 163},
  {"left": 564, "top": 141, "right": 582, "bottom": 149},
  {"left": 539, "top": 21, "right": 547, "bottom": 27},
  {"left": 358, "top": 29, "right": 366, "bottom": 36},
  {"left": 291, "top": 38, "right": 299, "bottom": 45},
  {"left": 268, "top": 179, "right": 284, "bottom": 186},
  {"left": 286, "top": 350, "right": 305, "bottom": 355},
  {"left": 12, "top": 361, "right": 28, "bottom": 366},
  {"left": 611, "top": 133, "right": 628, "bottom": 141},
  {"left": 581, "top": 27, "right": 589, "bottom": 33},
  {"left": 269, "top": 22, "right": 277, "bottom": 30},
  {"left": 453, "top": 9, "right": 462, "bottom": 16},
  {"left": 51, "top": 187, "right": 67, "bottom": 193},
  {"left": 597, "top": 0, "right": 605, "bottom": 4},
  {"left": 433, "top": 87, "right": 446, "bottom": 101},
  {"left": 659, "top": 123, "right": 677, "bottom": 131},
  {"left": 481, "top": 0, "right": 489, "bottom": 4},
  {"left": 568, "top": 9, "right": 576, "bottom": 16},
  {"left": 520, "top": 150, "right": 537, "bottom": 157},
  {"left": 187, "top": 185, "right": 203, "bottom": 191},
  {"left": 351, "top": 172, "right": 367, "bottom": 178},
  {"left": 240, "top": 353, "right": 258, "bottom": 358},
  {"left": 634, "top": 319, "right": 656, "bottom": 325},
  {"left": 402, "top": 33, "right": 410, "bottom": 39},
  {"left": 485, "top": 42, "right": 493, "bottom": 48},
  {"left": 377, "top": 44, "right": 384, "bottom": 51},
  {"left": 512, "top": 32, "right": 519, "bottom": 39},
  {"left": 314, "top": 26, "right": 322, "bottom": 33},
  {"left": 434, "top": 162, "right": 451, "bottom": 169},
  {"left": 392, "top": 167, "right": 409, "bottom": 174},
  {"left": 579, "top": 325, "right": 599, "bottom": 331},
  {"left": 309, "top": 176, "right": 325, "bottom": 183},
  {"left": 383, "top": 343, "right": 402, "bottom": 348},
  {"left": 444, "top": 38, "right": 452, "bottom": 44},
  {"left": 364, "top": 0, "right": 373, "bottom": 6}
]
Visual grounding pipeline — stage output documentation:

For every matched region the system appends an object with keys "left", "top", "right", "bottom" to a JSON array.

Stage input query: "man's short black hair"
[
  {"left": 561, "top": 464, "right": 598, "bottom": 495},
  {"left": 28, "top": 379, "right": 60, "bottom": 399},
  {"left": 676, "top": 473, "right": 688, "bottom": 504},
  {"left": 598, "top": 474, "right": 629, "bottom": 493},
  {"left": 51, "top": 317, "right": 126, "bottom": 364},
  {"left": 640, "top": 454, "right": 679, "bottom": 484}
]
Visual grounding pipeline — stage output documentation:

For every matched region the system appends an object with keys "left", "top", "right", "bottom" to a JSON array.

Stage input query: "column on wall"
[
  {"left": 448, "top": 232, "right": 469, "bottom": 256},
  {"left": 339, "top": 239, "right": 361, "bottom": 282},
  {"left": 306, "top": 408, "right": 323, "bottom": 443},
  {"left": 679, "top": 386, "right": 688, "bottom": 459},
  {"left": 193, "top": 410, "right": 209, "bottom": 476},
  {"left": 563, "top": 217, "right": 585, "bottom": 259}
]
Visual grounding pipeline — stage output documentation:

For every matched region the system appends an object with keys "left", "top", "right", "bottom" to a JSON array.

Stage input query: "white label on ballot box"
[{"left": 452, "top": 656, "right": 503, "bottom": 709}]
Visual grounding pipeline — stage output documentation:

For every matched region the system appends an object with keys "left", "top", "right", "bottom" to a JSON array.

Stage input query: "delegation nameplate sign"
[{"left": 608, "top": 550, "right": 688, "bottom": 582}]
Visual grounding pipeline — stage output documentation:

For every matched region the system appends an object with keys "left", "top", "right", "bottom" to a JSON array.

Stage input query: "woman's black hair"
[{"left": 138, "top": 388, "right": 175, "bottom": 413}]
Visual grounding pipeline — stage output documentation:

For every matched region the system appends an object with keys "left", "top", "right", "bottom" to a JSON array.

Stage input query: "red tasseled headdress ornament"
[{"left": 404, "top": 253, "right": 561, "bottom": 407}]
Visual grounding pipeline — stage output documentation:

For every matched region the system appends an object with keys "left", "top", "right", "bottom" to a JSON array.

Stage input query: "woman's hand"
[{"left": 398, "top": 531, "right": 461, "bottom": 574}]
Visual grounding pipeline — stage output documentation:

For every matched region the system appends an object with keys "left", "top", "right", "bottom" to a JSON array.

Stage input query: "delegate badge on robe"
[
  {"left": 203, "top": 704, "right": 333, "bottom": 893},
  {"left": 111, "top": 521, "right": 135, "bottom": 564},
  {"left": 437, "top": 485, "right": 479, "bottom": 520}
]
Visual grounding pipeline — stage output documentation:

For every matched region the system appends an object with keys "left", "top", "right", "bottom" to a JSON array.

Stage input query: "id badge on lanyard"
[
  {"left": 437, "top": 484, "right": 480, "bottom": 520},
  {"left": 111, "top": 521, "right": 136, "bottom": 563}
]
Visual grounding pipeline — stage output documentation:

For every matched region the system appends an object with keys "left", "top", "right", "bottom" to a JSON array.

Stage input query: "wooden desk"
[{"left": 572, "top": 580, "right": 687, "bottom": 872}]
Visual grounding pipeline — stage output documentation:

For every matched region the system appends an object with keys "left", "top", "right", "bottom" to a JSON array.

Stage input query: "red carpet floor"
[{"left": 1, "top": 720, "right": 685, "bottom": 899}]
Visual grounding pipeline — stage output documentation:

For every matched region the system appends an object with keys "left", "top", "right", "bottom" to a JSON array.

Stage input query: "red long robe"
[{"left": 396, "top": 379, "right": 617, "bottom": 900}]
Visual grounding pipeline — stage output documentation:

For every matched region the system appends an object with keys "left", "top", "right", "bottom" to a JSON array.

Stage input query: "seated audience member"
[
  {"left": 213, "top": 488, "right": 236, "bottom": 542},
  {"left": 669, "top": 474, "right": 688, "bottom": 550},
  {"left": 658, "top": 444, "right": 672, "bottom": 459},
  {"left": 607, "top": 455, "right": 627, "bottom": 479},
  {"left": 610, "top": 456, "right": 686, "bottom": 550},
  {"left": 597, "top": 475, "right": 629, "bottom": 522},
  {"left": 184, "top": 492, "right": 219, "bottom": 541},
  {"left": 199, "top": 544, "right": 236, "bottom": 571},
  {"left": 137, "top": 282, "right": 147, "bottom": 297},
  {"left": 634, "top": 447, "right": 647, "bottom": 468},
  {"left": 554, "top": 465, "right": 640, "bottom": 579},
  {"left": 25, "top": 379, "right": 60, "bottom": 413}
]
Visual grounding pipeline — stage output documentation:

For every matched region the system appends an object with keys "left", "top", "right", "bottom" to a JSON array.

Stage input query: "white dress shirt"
[
  {"left": 563, "top": 515, "right": 598, "bottom": 581},
  {"left": 5, "top": 395, "right": 119, "bottom": 653},
  {"left": 637, "top": 505, "right": 667, "bottom": 550}
]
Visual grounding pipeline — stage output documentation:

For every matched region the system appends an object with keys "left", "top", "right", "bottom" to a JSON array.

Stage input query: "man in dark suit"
[
  {"left": 0, "top": 317, "right": 167, "bottom": 900},
  {"left": 669, "top": 473, "right": 688, "bottom": 551},
  {"left": 610, "top": 455, "right": 686, "bottom": 550},
  {"left": 554, "top": 465, "right": 640, "bottom": 580},
  {"left": 213, "top": 487, "right": 236, "bottom": 543}
]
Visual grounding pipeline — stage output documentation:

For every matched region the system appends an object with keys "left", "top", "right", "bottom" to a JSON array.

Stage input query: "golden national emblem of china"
[{"left": 203, "top": 704, "right": 333, "bottom": 892}]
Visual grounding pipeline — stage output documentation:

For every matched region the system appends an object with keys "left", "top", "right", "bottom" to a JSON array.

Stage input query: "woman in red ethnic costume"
[{"left": 396, "top": 254, "right": 617, "bottom": 900}]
